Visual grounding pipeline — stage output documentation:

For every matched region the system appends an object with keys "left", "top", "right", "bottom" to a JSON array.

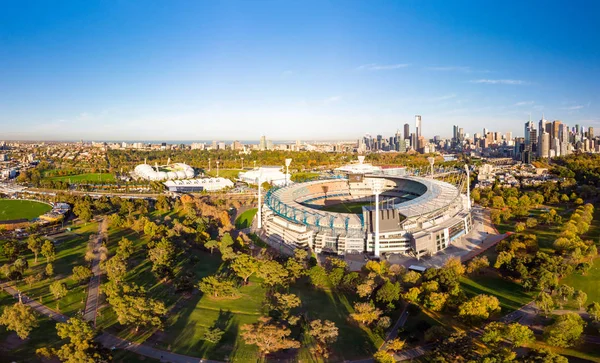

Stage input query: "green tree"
[
  {"left": 27, "top": 235, "right": 44, "bottom": 264},
  {"left": 308, "top": 319, "right": 338, "bottom": 358},
  {"left": 350, "top": 302, "right": 382, "bottom": 326},
  {"left": 198, "top": 275, "right": 238, "bottom": 298},
  {"left": 230, "top": 254, "right": 259, "bottom": 284},
  {"left": 103, "top": 256, "right": 127, "bottom": 282},
  {"left": 466, "top": 256, "right": 489, "bottom": 274},
  {"left": 505, "top": 322, "right": 535, "bottom": 347},
  {"left": 272, "top": 292, "right": 301, "bottom": 320},
  {"left": 536, "top": 292, "right": 555, "bottom": 317},
  {"left": 544, "top": 312, "right": 585, "bottom": 348},
  {"left": 586, "top": 301, "right": 600, "bottom": 321},
  {"left": 458, "top": 294, "right": 500, "bottom": 323},
  {"left": 556, "top": 284, "right": 574, "bottom": 306},
  {"left": 376, "top": 281, "right": 401, "bottom": 305},
  {"left": 148, "top": 238, "right": 175, "bottom": 271},
  {"left": 45, "top": 263, "right": 54, "bottom": 277},
  {"left": 373, "top": 350, "right": 395, "bottom": 363},
  {"left": 50, "top": 281, "right": 68, "bottom": 309},
  {"left": 0, "top": 302, "right": 39, "bottom": 339},
  {"left": 574, "top": 290, "right": 587, "bottom": 310},
  {"left": 204, "top": 239, "right": 219, "bottom": 254},
  {"left": 116, "top": 237, "right": 135, "bottom": 259},
  {"left": 203, "top": 327, "right": 224, "bottom": 344},
  {"left": 257, "top": 260, "right": 289, "bottom": 287},
  {"left": 41, "top": 240, "right": 56, "bottom": 263},
  {"left": 72, "top": 265, "right": 93, "bottom": 284},
  {"left": 240, "top": 316, "right": 300, "bottom": 357},
  {"left": 524, "top": 348, "right": 568, "bottom": 363},
  {"left": 52, "top": 317, "right": 109, "bottom": 363}
]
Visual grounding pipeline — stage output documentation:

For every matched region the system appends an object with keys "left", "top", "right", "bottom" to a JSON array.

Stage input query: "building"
[
  {"left": 163, "top": 178, "right": 234, "bottom": 192},
  {"left": 133, "top": 161, "right": 195, "bottom": 181},
  {"left": 238, "top": 166, "right": 290, "bottom": 186}
]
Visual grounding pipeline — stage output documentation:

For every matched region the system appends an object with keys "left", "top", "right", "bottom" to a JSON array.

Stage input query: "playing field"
[
  {"left": 235, "top": 208, "right": 257, "bottom": 229},
  {"left": 46, "top": 173, "right": 115, "bottom": 183},
  {"left": 319, "top": 201, "right": 372, "bottom": 214},
  {"left": 0, "top": 199, "right": 52, "bottom": 221}
]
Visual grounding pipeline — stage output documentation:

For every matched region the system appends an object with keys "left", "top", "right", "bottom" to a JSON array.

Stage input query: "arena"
[
  {"left": 133, "top": 159, "right": 195, "bottom": 181},
  {"left": 261, "top": 170, "right": 472, "bottom": 258}
]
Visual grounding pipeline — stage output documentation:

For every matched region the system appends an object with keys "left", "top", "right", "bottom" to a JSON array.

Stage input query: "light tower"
[
  {"left": 257, "top": 172, "right": 264, "bottom": 229},
  {"left": 464, "top": 164, "right": 471, "bottom": 210},
  {"left": 241, "top": 157, "right": 244, "bottom": 170},
  {"left": 427, "top": 157, "right": 435, "bottom": 177},
  {"left": 372, "top": 179, "right": 384, "bottom": 257},
  {"left": 208, "top": 158, "right": 211, "bottom": 172},
  {"left": 216, "top": 160, "right": 220, "bottom": 178},
  {"left": 285, "top": 158, "right": 292, "bottom": 186}
]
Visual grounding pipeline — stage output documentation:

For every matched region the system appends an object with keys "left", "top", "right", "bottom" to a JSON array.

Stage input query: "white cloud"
[
  {"left": 514, "top": 101, "right": 534, "bottom": 106},
  {"left": 470, "top": 79, "right": 527, "bottom": 85},
  {"left": 426, "top": 66, "right": 471, "bottom": 72},
  {"left": 560, "top": 105, "right": 584, "bottom": 110},
  {"left": 431, "top": 94, "right": 457, "bottom": 101},
  {"left": 323, "top": 96, "right": 342, "bottom": 104},
  {"left": 356, "top": 63, "right": 410, "bottom": 71}
]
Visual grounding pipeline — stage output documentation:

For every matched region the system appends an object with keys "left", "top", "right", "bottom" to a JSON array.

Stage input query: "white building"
[
  {"left": 238, "top": 166, "right": 290, "bottom": 186},
  {"left": 163, "top": 178, "right": 234, "bottom": 192}
]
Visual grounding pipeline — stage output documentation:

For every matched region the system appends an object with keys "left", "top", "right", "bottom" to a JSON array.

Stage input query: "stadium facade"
[
  {"left": 133, "top": 160, "right": 195, "bottom": 181},
  {"left": 261, "top": 170, "right": 472, "bottom": 258}
]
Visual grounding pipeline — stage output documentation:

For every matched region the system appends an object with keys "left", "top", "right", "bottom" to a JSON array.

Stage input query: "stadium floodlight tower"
[
  {"left": 256, "top": 172, "right": 264, "bottom": 229},
  {"left": 427, "top": 157, "right": 435, "bottom": 177},
  {"left": 241, "top": 157, "right": 244, "bottom": 169},
  {"left": 285, "top": 158, "right": 292, "bottom": 186},
  {"left": 208, "top": 158, "right": 211, "bottom": 172},
  {"left": 465, "top": 164, "right": 471, "bottom": 210},
  {"left": 372, "top": 179, "right": 384, "bottom": 257}
]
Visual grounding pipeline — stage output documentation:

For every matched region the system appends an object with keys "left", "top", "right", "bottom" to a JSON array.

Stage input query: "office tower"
[
  {"left": 506, "top": 132, "right": 513, "bottom": 141},
  {"left": 540, "top": 132, "right": 550, "bottom": 158},
  {"left": 589, "top": 127, "right": 594, "bottom": 139},
  {"left": 404, "top": 123, "right": 410, "bottom": 140},
  {"left": 376, "top": 135, "right": 382, "bottom": 150},
  {"left": 552, "top": 120, "right": 562, "bottom": 140},
  {"left": 415, "top": 115, "right": 422, "bottom": 138},
  {"left": 259, "top": 135, "right": 267, "bottom": 151},
  {"left": 459, "top": 128, "right": 465, "bottom": 142},
  {"left": 453, "top": 125, "right": 458, "bottom": 141}
]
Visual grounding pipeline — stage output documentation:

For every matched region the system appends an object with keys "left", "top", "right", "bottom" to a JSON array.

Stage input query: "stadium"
[
  {"left": 261, "top": 166, "right": 472, "bottom": 258},
  {"left": 133, "top": 159, "right": 195, "bottom": 181}
]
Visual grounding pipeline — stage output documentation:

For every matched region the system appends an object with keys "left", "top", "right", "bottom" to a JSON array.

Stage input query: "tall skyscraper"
[
  {"left": 403, "top": 123, "right": 410, "bottom": 140},
  {"left": 415, "top": 115, "right": 422, "bottom": 138},
  {"left": 552, "top": 120, "right": 562, "bottom": 140},
  {"left": 259, "top": 135, "right": 267, "bottom": 151}
]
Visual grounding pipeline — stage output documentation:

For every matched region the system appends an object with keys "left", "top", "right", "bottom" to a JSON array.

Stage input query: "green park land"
[
  {"left": 0, "top": 199, "right": 52, "bottom": 222},
  {"left": 46, "top": 173, "right": 115, "bottom": 183}
]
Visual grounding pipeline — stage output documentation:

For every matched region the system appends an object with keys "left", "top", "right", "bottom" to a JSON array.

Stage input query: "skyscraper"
[
  {"left": 415, "top": 115, "right": 422, "bottom": 138},
  {"left": 259, "top": 135, "right": 267, "bottom": 151},
  {"left": 403, "top": 123, "right": 410, "bottom": 140}
]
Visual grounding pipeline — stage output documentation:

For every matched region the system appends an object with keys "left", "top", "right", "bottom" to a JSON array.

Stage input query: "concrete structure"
[
  {"left": 261, "top": 171, "right": 471, "bottom": 258},
  {"left": 134, "top": 160, "right": 195, "bottom": 181},
  {"left": 238, "top": 166, "right": 289, "bottom": 186},
  {"left": 163, "top": 178, "right": 233, "bottom": 192}
]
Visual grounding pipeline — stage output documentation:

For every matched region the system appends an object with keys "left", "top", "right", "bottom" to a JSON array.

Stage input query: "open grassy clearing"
[
  {"left": 234, "top": 208, "right": 257, "bottom": 229},
  {"left": 45, "top": 172, "right": 115, "bottom": 183},
  {"left": 460, "top": 271, "right": 536, "bottom": 313},
  {"left": 318, "top": 201, "right": 372, "bottom": 214},
  {"left": 0, "top": 199, "right": 52, "bottom": 221}
]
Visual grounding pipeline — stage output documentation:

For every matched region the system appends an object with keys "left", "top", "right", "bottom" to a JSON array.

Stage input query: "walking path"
[{"left": 83, "top": 219, "right": 104, "bottom": 326}]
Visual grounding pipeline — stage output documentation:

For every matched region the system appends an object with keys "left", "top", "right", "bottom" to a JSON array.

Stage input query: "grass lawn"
[
  {"left": 0, "top": 199, "right": 52, "bottom": 221},
  {"left": 319, "top": 201, "right": 372, "bottom": 214},
  {"left": 46, "top": 172, "right": 115, "bottom": 183},
  {"left": 234, "top": 208, "right": 257, "bottom": 229},
  {"left": 3, "top": 222, "right": 98, "bottom": 318},
  {"left": 292, "top": 284, "right": 383, "bottom": 361},
  {"left": 460, "top": 271, "right": 536, "bottom": 313},
  {"left": 291, "top": 172, "right": 321, "bottom": 182},
  {"left": 204, "top": 169, "right": 242, "bottom": 180}
]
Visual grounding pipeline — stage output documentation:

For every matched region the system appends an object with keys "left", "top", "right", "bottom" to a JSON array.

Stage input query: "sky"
[{"left": 1, "top": 0, "right": 599, "bottom": 141}]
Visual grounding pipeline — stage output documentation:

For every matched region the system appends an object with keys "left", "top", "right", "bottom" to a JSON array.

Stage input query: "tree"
[
  {"left": 506, "top": 322, "right": 535, "bottom": 347},
  {"left": 350, "top": 302, "right": 382, "bottom": 325},
  {"left": 356, "top": 279, "right": 376, "bottom": 298},
  {"left": 72, "top": 265, "right": 93, "bottom": 284},
  {"left": 443, "top": 256, "right": 465, "bottom": 276},
  {"left": 536, "top": 292, "right": 555, "bottom": 317},
  {"left": 376, "top": 281, "right": 401, "bottom": 305},
  {"left": 373, "top": 350, "right": 395, "bottom": 363},
  {"left": 0, "top": 302, "right": 39, "bottom": 339},
  {"left": 272, "top": 292, "right": 301, "bottom": 320},
  {"left": 148, "top": 238, "right": 175, "bottom": 271},
  {"left": 526, "top": 217, "right": 538, "bottom": 228},
  {"left": 481, "top": 322, "right": 505, "bottom": 345},
  {"left": 45, "top": 263, "right": 54, "bottom": 277},
  {"left": 203, "top": 327, "right": 224, "bottom": 344},
  {"left": 50, "top": 281, "right": 68, "bottom": 309},
  {"left": 524, "top": 348, "right": 568, "bottom": 363},
  {"left": 574, "top": 290, "right": 587, "bottom": 310},
  {"left": 257, "top": 260, "right": 289, "bottom": 287},
  {"left": 458, "top": 294, "right": 500, "bottom": 323},
  {"left": 492, "top": 196, "right": 505, "bottom": 209},
  {"left": 41, "top": 240, "right": 56, "bottom": 263},
  {"left": 423, "top": 292, "right": 448, "bottom": 312},
  {"left": 386, "top": 338, "right": 406, "bottom": 352},
  {"left": 402, "top": 270, "right": 421, "bottom": 285},
  {"left": 73, "top": 200, "right": 93, "bottom": 222},
  {"left": 27, "top": 235, "right": 44, "bottom": 264},
  {"left": 52, "top": 317, "right": 110, "bottom": 363},
  {"left": 586, "top": 301, "right": 600, "bottom": 321},
  {"left": 103, "top": 256, "right": 127, "bottom": 282},
  {"left": 13, "top": 258, "right": 29, "bottom": 274},
  {"left": 364, "top": 260, "right": 389, "bottom": 277},
  {"left": 116, "top": 237, "right": 135, "bottom": 259},
  {"left": 240, "top": 316, "right": 300, "bottom": 356},
  {"left": 544, "top": 313, "right": 585, "bottom": 348},
  {"left": 308, "top": 319, "right": 338, "bottom": 358},
  {"left": 556, "top": 284, "right": 575, "bottom": 306},
  {"left": 230, "top": 254, "right": 259, "bottom": 284},
  {"left": 198, "top": 275, "right": 238, "bottom": 298},
  {"left": 466, "top": 256, "right": 489, "bottom": 274},
  {"left": 104, "top": 282, "right": 167, "bottom": 332},
  {"left": 403, "top": 287, "right": 421, "bottom": 304},
  {"left": 204, "top": 240, "right": 219, "bottom": 254},
  {"left": 514, "top": 222, "right": 526, "bottom": 232}
]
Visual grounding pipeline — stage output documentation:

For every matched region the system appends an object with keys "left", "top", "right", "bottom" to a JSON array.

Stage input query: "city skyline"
[{"left": 2, "top": 1, "right": 599, "bottom": 140}]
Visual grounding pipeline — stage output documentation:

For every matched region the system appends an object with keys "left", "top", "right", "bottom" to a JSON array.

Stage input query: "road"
[{"left": 83, "top": 220, "right": 104, "bottom": 326}]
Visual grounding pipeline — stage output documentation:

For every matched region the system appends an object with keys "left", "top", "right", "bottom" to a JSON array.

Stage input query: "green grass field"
[
  {"left": 204, "top": 169, "right": 242, "bottom": 180},
  {"left": 46, "top": 172, "right": 115, "bottom": 183},
  {"left": 319, "top": 201, "right": 372, "bottom": 214},
  {"left": 234, "top": 208, "right": 257, "bottom": 229},
  {"left": 460, "top": 272, "right": 536, "bottom": 313},
  {"left": 0, "top": 199, "right": 52, "bottom": 221}
]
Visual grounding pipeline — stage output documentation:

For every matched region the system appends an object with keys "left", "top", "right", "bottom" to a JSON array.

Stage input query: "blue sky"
[{"left": 1, "top": 0, "right": 599, "bottom": 141}]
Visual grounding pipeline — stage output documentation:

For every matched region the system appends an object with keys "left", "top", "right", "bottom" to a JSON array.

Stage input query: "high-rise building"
[
  {"left": 552, "top": 120, "right": 562, "bottom": 140},
  {"left": 589, "top": 127, "right": 594, "bottom": 139},
  {"left": 415, "top": 115, "right": 422, "bottom": 138},
  {"left": 259, "top": 135, "right": 267, "bottom": 151},
  {"left": 404, "top": 123, "right": 410, "bottom": 140}
]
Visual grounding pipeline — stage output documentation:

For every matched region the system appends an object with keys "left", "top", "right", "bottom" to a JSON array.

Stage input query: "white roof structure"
[
  {"left": 336, "top": 156, "right": 382, "bottom": 174},
  {"left": 134, "top": 162, "right": 195, "bottom": 181},
  {"left": 238, "top": 166, "right": 290, "bottom": 186},
  {"left": 163, "top": 178, "right": 233, "bottom": 191}
]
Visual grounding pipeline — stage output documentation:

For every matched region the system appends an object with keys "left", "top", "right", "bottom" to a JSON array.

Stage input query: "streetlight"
[
  {"left": 285, "top": 158, "right": 292, "bottom": 186},
  {"left": 216, "top": 161, "right": 220, "bottom": 178},
  {"left": 241, "top": 157, "right": 244, "bottom": 170},
  {"left": 256, "top": 172, "right": 263, "bottom": 229},
  {"left": 253, "top": 160, "right": 256, "bottom": 169},
  {"left": 208, "top": 158, "right": 211, "bottom": 172}
]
